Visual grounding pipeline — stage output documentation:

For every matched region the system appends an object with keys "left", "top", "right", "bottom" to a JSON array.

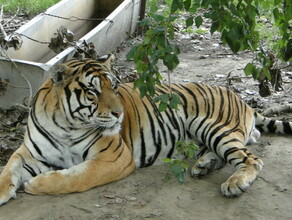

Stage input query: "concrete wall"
[{"left": 0, "top": 0, "right": 141, "bottom": 109}]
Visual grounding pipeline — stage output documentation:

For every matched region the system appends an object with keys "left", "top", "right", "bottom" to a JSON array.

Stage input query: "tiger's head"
[{"left": 50, "top": 54, "right": 123, "bottom": 135}]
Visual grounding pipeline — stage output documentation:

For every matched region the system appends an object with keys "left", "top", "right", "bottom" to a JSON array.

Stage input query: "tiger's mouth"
[{"left": 84, "top": 117, "right": 122, "bottom": 135}]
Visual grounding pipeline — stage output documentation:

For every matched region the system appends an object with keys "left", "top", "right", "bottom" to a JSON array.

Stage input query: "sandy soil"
[
  {"left": 1, "top": 16, "right": 292, "bottom": 220},
  {"left": 0, "top": 134, "right": 291, "bottom": 220}
]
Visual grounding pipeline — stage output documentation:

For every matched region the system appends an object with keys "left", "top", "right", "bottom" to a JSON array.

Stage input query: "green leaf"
[
  {"left": 149, "top": 2, "right": 159, "bottom": 14},
  {"left": 244, "top": 63, "right": 255, "bottom": 76},
  {"left": 262, "top": 67, "right": 271, "bottom": 80},
  {"left": 171, "top": 0, "right": 183, "bottom": 13},
  {"left": 284, "top": 39, "right": 292, "bottom": 61},
  {"left": 244, "top": 63, "right": 260, "bottom": 79},
  {"left": 169, "top": 15, "right": 178, "bottom": 22},
  {"left": 195, "top": 16, "right": 203, "bottom": 28},
  {"left": 157, "top": 34, "right": 166, "bottom": 49},
  {"left": 285, "top": 4, "right": 292, "bottom": 20},
  {"left": 174, "top": 45, "right": 181, "bottom": 54},
  {"left": 177, "top": 172, "right": 186, "bottom": 183},
  {"left": 161, "top": 94, "right": 170, "bottom": 102},
  {"left": 126, "top": 45, "right": 137, "bottom": 60},
  {"left": 229, "top": 3, "right": 241, "bottom": 17},
  {"left": 188, "top": 1, "right": 199, "bottom": 13},
  {"left": 138, "top": 18, "right": 150, "bottom": 27},
  {"left": 186, "top": 16, "right": 194, "bottom": 27},
  {"left": 183, "top": 0, "right": 192, "bottom": 10},
  {"left": 273, "top": 8, "right": 280, "bottom": 21},
  {"left": 152, "top": 14, "right": 165, "bottom": 22},
  {"left": 274, "top": 0, "right": 282, "bottom": 5},
  {"left": 169, "top": 94, "right": 181, "bottom": 109},
  {"left": 158, "top": 102, "right": 168, "bottom": 112},
  {"left": 163, "top": 158, "right": 172, "bottom": 163},
  {"left": 171, "top": 163, "right": 184, "bottom": 176},
  {"left": 225, "top": 27, "right": 241, "bottom": 53},
  {"left": 163, "top": 53, "right": 180, "bottom": 70},
  {"left": 210, "top": 21, "right": 219, "bottom": 34}
]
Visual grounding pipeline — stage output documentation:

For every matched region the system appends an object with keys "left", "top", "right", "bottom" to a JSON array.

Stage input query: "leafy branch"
[
  {"left": 126, "top": 0, "right": 181, "bottom": 110},
  {"left": 164, "top": 141, "right": 199, "bottom": 183},
  {"left": 128, "top": 0, "right": 291, "bottom": 98}
]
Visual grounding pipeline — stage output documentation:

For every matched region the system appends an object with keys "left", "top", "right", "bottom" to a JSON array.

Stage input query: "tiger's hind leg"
[
  {"left": 217, "top": 142, "right": 264, "bottom": 197},
  {"left": 191, "top": 146, "right": 226, "bottom": 177}
]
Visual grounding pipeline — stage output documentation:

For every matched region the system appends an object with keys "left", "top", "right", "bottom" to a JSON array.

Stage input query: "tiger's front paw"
[
  {"left": 24, "top": 173, "right": 51, "bottom": 195},
  {"left": 24, "top": 171, "right": 63, "bottom": 195},
  {"left": 221, "top": 158, "right": 263, "bottom": 197},
  {"left": 0, "top": 181, "right": 17, "bottom": 206},
  {"left": 221, "top": 174, "right": 252, "bottom": 197}
]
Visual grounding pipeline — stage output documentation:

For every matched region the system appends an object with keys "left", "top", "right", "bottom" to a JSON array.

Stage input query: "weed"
[
  {"left": 164, "top": 141, "right": 199, "bottom": 183},
  {"left": 0, "top": 0, "right": 61, "bottom": 15}
]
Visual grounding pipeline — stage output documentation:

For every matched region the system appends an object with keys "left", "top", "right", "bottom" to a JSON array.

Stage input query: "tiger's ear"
[
  {"left": 50, "top": 64, "right": 70, "bottom": 83},
  {"left": 97, "top": 54, "right": 115, "bottom": 72}
]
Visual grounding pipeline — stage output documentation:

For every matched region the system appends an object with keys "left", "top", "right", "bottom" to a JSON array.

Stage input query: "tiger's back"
[{"left": 119, "top": 83, "right": 255, "bottom": 167}]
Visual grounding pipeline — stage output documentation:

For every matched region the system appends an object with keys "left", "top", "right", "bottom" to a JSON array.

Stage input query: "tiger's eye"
[{"left": 86, "top": 90, "right": 96, "bottom": 96}]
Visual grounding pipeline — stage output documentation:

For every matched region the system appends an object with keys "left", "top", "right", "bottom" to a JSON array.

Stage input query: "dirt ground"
[{"left": 1, "top": 13, "right": 292, "bottom": 220}]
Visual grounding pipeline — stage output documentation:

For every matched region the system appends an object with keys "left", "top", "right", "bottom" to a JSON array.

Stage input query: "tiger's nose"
[{"left": 111, "top": 110, "right": 123, "bottom": 118}]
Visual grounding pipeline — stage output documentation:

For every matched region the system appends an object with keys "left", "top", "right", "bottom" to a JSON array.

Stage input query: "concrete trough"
[{"left": 0, "top": 0, "right": 141, "bottom": 109}]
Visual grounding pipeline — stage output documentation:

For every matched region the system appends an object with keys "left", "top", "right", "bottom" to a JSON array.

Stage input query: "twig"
[
  {"left": 15, "top": 103, "right": 30, "bottom": 110},
  {"left": 0, "top": 80, "right": 29, "bottom": 89},
  {"left": 0, "top": 5, "right": 7, "bottom": 38},
  {"left": 69, "top": 205, "right": 92, "bottom": 214},
  {"left": 167, "top": 69, "right": 173, "bottom": 95},
  {"left": 3, "top": 7, "right": 20, "bottom": 27},
  {"left": 285, "top": 86, "right": 292, "bottom": 94},
  {"left": 16, "top": 33, "right": 50, "bottom": 44},
  {"left": 0, "top": 47, "right": 33, "bottom": 106}
]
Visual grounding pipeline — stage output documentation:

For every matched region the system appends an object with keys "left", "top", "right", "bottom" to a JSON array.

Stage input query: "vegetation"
[
  {"left": 164, "top": 141, "right": 199, "bottom": 183},
  {"left": 0, "top": 0, "right": 61, "bottom": 15},
  {"left": 127, "top": 0, "right": 292, "bottom": 98}
]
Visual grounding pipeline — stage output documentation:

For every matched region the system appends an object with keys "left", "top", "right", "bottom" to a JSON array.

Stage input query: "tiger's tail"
[{"left": 254, "top": 112, "right": 292, "bottom": 134}]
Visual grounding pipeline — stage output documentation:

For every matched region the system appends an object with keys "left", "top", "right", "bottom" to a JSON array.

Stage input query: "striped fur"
[{"left": 0, "top": 56, "right": 291, "bottom": 205}]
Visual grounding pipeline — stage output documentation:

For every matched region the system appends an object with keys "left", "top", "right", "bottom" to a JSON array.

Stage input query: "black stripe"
[
  {"left": 23, "top": 164, "right": 37, "bottom": 177},
  {"left": 112, "top": 145, "right": 125, "bottom": 162},
  {"left": 140, "top": 128, "right": 146, "bottom": 167},
  {"left": 72, "top": 129, "right": 97, "bottom": 145},
  {"left": 197, "top": 146, "right": 209, "bottom": 158},
  {"left": 30, "top": 112, "right": 62, "bottom": 152},
  {"left": 203, "top": 87, "right": 225, "bottom": 143},
  {"left": 42, "top": 87, "right": 52, "bottom": 105},
  {"left": 64, "top": 85, "right": 74, "bottom": 118},
  {"left": 166, "top": 125, "right": 177, "bottom": 159},
  {"left": 52, "top": 112, "right": 68, "bottom": 132},
  {"left": 223, "top": 147, "right": 239, "bottom": 161},
  {"left": 142, "top": 101, "right": 159, "bottom": 161},
  {"left": 180, "top": 84, "right": 199, "bottom": 119},
  {"left": 82, "top": 148, "right": 90, "bottom": 161},
  {"left": 27, "top": 126, "right": 43, "bottom": 157},
  {"left": 283, "top": 121, "right": 292, "bottom": 134},
  {"left": 113, "top": 137, "right": 122, "bottom": 153},
  {"left": 82, "top": 133, "right": 102, "bottom": 160},
  {"left": 81, "top": 132, "right": 102, "bottom": 153},
  {"left": 267, "top": 120, "right": 276, "bottom": 133},
  {"left": 235, "top": 156, "right": 248, "bottom": 167},
  {"left": 122, "top": 158, "right": 134, "bottom": 171},
  {"left": 209, "top": 89, "right": 234, "bottom": 153}
]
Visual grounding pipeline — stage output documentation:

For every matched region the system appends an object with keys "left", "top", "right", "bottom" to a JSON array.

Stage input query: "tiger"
[{"left": 0, "top": 54, "right": 291, "bottom": 205}]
